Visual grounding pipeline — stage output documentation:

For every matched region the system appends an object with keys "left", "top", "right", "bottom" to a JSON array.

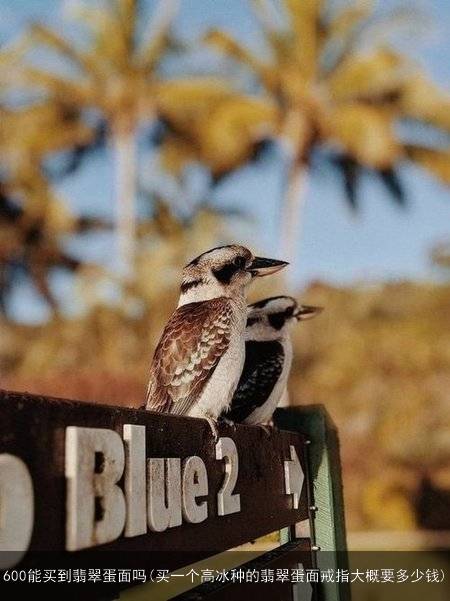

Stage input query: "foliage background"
[{"left": 0, "top": 0, "right": 449, "bottom": 548}]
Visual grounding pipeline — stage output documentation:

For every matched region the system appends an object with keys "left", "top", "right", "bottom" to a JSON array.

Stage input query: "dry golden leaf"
[
  {"left": 406, "top": 146, "right": 450, "bottom": 184},
  {"left": 198, "top": 96, "right": 277, "bottom": 175},
  {"left": 155, "top": 79, "right": 231, "bottom": 134},
  {"left": 327, "top": 1, "right": 374, "bottom": 42},
  {"left": 159, "top": 135, "right": 198, "bottom": 177},
  {"left": 30, "top": 23, "right": 100, "bottom": 78},
  {"left": 204, "top": 29, "right": 266, "bottom": 75},
  {"left": 44, "top": 198, "right": 76, "bottom": 234},
  {"left": 329, "top": 49, "right": 405, "bottom": 101},
  {"left": 283, "top": 0, "right": 320, "bottom": 79},
  {"left": 400, "top": 73, "right": 450, "bottom": 132},
  {"left": 328, "top": 103, "right": 401, "bottom": 168}
]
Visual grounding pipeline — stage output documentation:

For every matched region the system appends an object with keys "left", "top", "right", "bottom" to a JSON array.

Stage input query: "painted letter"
[
  {"left": 147, "top": 458, "right": 182, "bottom": 532},
  {"left": 65, "top": 427, "right": 126, "bottom": 551},
  {"left": 0, "top": 454, "right": 34, "bottom": 568},
  {"left": 182, "top": 456, "right": 208, "bottom": 524},
  {"left": 216, "top": 437, "right": 240, "bottom": 516},
  {"left": 123, "top": 424, "right": 147, "bottom": 537}
]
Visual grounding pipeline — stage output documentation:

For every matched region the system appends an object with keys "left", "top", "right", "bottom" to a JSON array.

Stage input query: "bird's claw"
[
  {"left": 205, "top": 417, "right": 219, "bottom": 441},
  {"left": 219, "top": 417, "right": 237, "bottom": 430},
  {"left": 259, "top": 423, "right": 273, "bottom": 436}
]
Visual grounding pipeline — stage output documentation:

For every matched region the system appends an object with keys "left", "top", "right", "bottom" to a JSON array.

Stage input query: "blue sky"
[{"left": 1, "top": 0, "right": 450, "bottom": 321}]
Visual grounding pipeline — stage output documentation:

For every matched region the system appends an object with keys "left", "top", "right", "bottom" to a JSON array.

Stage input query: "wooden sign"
[{"left": 0, "top": 390, "right": 310, "bottom": 571}]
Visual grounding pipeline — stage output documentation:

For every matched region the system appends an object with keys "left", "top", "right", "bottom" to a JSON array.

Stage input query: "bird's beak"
[
  {"left": 294, "top": 305, "right": 323, "bottom": 321},
  {"left": 248, "top": 257, "right": 289, "bottom": 277}
]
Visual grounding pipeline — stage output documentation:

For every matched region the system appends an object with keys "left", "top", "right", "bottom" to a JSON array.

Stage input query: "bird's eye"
[
  {"left": 268, "top": 312, "right": 286, "bottom": 330},
  {"left": 246, "top": 316, "right": 259, "bottom": 327},
  {"left": 213, "top": 256, "right": 245, "bottom": 284}
]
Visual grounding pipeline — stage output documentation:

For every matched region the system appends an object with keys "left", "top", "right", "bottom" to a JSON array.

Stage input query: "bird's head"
[
  {"left": 245, "top": 296, "right": 323, "bottom": 340},
  {"left": 179, "top": 245, "right": 288, "bottom": 305}
]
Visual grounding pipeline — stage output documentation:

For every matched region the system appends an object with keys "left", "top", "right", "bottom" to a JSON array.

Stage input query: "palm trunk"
[
  {"left": 279, "top": 156, "right": 309, "bottom": 282},
  {"left": 111, "top": 126, "right": 137, "bottom": 279},
  {"left": 278, "top": 158, "right": 309, "bottom": 407}
]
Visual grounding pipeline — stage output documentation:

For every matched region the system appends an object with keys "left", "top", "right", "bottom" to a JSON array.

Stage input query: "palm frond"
[
  {"left": 154, "top": 78, "right": 232, "bottom": 135},
  {"left": 67, "top": 4, "right": 132, "bottom": 70},
  {"left": 329, "top": 103, "right": 400, "bottom": 169},
  {"left": 250, "top": 0, "right": 284, "bottom": 35},
  {"left": 334, "top": 156, "right": 406, "bottom": 210},
  {"left": 326, "top": 1, "right": 374, "bottom": 43},
  {"left": 283, "top": 0, "right": 322, "bottom": 79},
  {"left": 399, "top": 73, "right": 450, "bottom": 133},
  {"left": 203, "top": 29, "right": 268, "bottom": 79},
  {"left": 46, "top": 121, "right": 107, "bottom": 179},
  {"left": 405, "top": 145, "right": 450, "bottom": 184},
  {"left": 115, "top": 0, "right": 139, "bottom": 54},
  {"left": 9, "top": 66, "right": 93, "bottom": 105},
  {"left": 138, "top": 0, "right": 179, "bottom": 71},
  {"left": 30, "top": 24, "right": 100, "bottom": 78},
  {"left": 328, "top": 49, "right": 406, "bottom": 102},
  {"left": 378, "top": 168, "right": 406, "bottom": 207},
  {"left": 0, "top": 187, "right": 22, "bottom": 222},
  {"left": 158, "top": 134, "right": 199, "bottom": 178},
  {"left": 197, "top": 95, "right": 277, "bottom": 177},
  {"left": 333, "top": 154, "right": 360, "bottom": 211}
]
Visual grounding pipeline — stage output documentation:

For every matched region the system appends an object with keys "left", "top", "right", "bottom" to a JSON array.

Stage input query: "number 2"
[{"left": 215, "top": 437, "right": 241, "bottom": 516}]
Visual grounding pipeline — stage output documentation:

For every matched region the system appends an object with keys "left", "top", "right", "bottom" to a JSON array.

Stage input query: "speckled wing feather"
[
  {"left": 146, "top": 297, "right": 232, "bottom": 414},
  {"left": 226, "top": 340, "right": 284, "bottom": 423}
]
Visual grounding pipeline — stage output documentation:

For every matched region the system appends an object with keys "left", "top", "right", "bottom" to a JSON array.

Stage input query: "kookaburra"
[
  {"left": 145, "top": 245, "right": 288, "bottom": 433},
  {"left": 225, "top": 296, "right": 322, "bottom": 426}
]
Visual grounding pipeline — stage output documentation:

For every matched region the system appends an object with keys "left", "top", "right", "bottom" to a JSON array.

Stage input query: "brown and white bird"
[
  {"left": 225, "top": 296, "right": 322, "bottom": 426},
  {"left": 145, "top": 245, "right": 288, "bottom": 433}
]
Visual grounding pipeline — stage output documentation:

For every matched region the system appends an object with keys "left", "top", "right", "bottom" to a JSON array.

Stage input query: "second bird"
[{"left": 225, "top": 296, "right": 322, "bottom": 426}]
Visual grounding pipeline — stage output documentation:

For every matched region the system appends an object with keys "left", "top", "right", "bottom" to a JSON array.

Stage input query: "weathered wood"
[
  {"left": 173, "top": 539, "right": 313, "bottom": 600},
  {"left": 0, "top": 390, "right": 309, "bottom": 568},
  {"left": 274, "top": 405, "right": 351, "bottom": 601}
]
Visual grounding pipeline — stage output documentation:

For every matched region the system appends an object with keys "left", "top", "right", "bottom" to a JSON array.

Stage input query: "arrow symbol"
[{"left": 284, "top": 445, "right": 305, "bottom": 509}]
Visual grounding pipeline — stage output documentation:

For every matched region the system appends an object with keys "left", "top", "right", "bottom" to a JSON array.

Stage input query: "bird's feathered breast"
[
  {"left": 226, "top": 340, "right": 284, "bottom": 422},
  {"left": 146, "top": 297, "right": 233, "bottom": 414}
]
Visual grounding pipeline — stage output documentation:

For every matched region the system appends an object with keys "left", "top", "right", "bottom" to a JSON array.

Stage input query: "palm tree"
[
  {"left": 12, "top": 0, "right": 183, "bottom": 277},
  {"left": 205, "top": 0, "right": 450, "bottom": 272},
  {"left": 154, "top": 78, "right": 277, "bottom": 182},
  {"left": 0, "top": 102, "right": 109, "bottom": 314},
  {"left": 0, "top": 102, "right": 93, "bottom": 221}
]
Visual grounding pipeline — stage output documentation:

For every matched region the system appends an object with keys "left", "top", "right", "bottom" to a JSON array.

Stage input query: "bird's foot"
[
  {"left": 258, "top": 423, "right": 273, "bottom": 436},
  {"left": 219, "top": 416, "right": 237, "bottom": 430},
  {"left": 204, "top": 417, "right": 219, "bottom": 441}
]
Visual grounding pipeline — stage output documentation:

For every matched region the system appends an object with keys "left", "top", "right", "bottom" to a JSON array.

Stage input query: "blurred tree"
[
  {"left": 15, "top": 0, "right": 269, "bottom": 277},
  {"left": 13, "top": 0, "right": 183, "bottom": 277},
  {"left": 0, "top": 102, "right": 93, "bottom": 223},
  {"left": 0, "top": 189, "right": 78, "bottom": 315},
  {"left": 154, "top": 79, "right": 277, "bottom": 184},
  {"left": 205, "top": 0, "right": 450, "bottom": 270},
  {"left": 0, "top": 103, "right": 109, "bottom": 314}
]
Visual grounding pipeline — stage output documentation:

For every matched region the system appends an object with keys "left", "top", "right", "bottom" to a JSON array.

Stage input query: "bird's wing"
[
  {"left": 146, "top": 297, "right": 233, "bottom": 414},
  {"left": 226, "top": 340, "right": 284, "bottom": 423}
]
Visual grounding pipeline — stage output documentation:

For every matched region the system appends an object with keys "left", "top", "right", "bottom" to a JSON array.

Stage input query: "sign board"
[{"left": 0, "top": 390, "right": 310, "bottom": 572}]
